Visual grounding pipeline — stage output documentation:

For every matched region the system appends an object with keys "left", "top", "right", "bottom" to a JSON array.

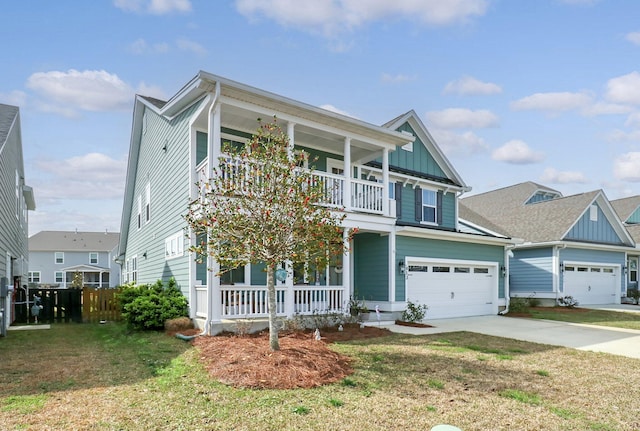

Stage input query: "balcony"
[{"left": 196, "top": 159, "right": 386, "bottom": 216}]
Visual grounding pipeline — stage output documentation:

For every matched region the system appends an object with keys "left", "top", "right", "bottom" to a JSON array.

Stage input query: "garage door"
[
  {"left": 405, "top": 259, "right": 498, "bottom": 319},
  {"left": 563, "top": 264, "right": 618, "bottom": 305}
]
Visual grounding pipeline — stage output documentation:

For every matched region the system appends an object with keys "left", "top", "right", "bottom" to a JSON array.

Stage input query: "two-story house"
[
  {"left": 118, "top": 71, "right": 516, "bottom": 333},
  {"left": 0, "top": 104, "right": 35, "bottom": 332},
  {"left": 28, "top": 231, "right": 120, "bottom": 288}
]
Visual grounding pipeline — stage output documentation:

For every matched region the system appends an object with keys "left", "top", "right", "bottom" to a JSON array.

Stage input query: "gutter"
[{"left": 498, "top": 244, "right": 516, "bottom": 315}]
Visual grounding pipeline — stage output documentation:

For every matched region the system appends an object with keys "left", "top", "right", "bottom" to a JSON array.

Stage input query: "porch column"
[
  {"left": 208, "top": 82, "right": 222, "bottom": 174},
  {"left": 285, "top": 261, "right": 295, "bottom": 318},
  {"left": 389, "top": 229, "right": 396, "bottom": 306},
  {"left": 382, "top": 148, "right": 390, "bottom": 216},
  {"left": 342, "top": 229, "right": 352, "bottom": 308},
  {"left": 287, "top": 122, "right": 295, "bottom": 160},
  {"left": 343, "top": 137, "right": 351, "bottom": 211}
]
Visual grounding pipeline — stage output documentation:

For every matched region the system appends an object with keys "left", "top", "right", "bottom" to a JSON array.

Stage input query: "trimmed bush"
[{"left": 118, "top": 278, "right": 189, "bottom": 330}]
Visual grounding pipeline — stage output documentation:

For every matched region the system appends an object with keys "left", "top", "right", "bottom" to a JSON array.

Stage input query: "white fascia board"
[
  {"left": 361, "top": 164, "right": 466, "bottom": 193},
  {"left": 396, "top": 226, "right": 518, "bottom": 246},
  {"left": 516, "top": 240, "right": 636, "bottom": 253},
  {"left": 459, "top": 218, "right": 509, "bottom": 238}
]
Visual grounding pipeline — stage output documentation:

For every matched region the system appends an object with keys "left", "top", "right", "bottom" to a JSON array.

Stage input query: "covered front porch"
[{"left": 60, "top": 264, "right": 111, "bottom": 288}]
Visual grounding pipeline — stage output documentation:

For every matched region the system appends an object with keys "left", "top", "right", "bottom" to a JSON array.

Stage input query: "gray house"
[
  {"left": 28, "top": 231, "right": 120, "bottom": 288},
  {"left": 118, "top": 71, "right": 516, "bottom": 333},
  {"left": 0, "top": 104, "right": 36, "bottom": 331},
  {"left": 461, "top": 182, "right": 636, "bottom": 306}
]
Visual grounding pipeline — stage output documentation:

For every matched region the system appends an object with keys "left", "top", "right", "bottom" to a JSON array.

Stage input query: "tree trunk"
[{"left": 266, "top": 265, "right": 280, "bottom": 351}]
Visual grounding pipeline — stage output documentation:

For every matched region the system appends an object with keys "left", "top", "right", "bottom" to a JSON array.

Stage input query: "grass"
[
  {"left": 1, "top": 323, "right": 639, "bottom": 430},
  {"left": 522, "top": 306, "right": 640, "bottom": 330}
]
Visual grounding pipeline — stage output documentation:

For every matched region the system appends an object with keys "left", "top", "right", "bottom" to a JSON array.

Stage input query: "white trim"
[
  {"left": 54, "top": 252, "right": 64, "bottom": 264},
  {"left": 89, "top": 252, "right": 99, "bottom": 265}
]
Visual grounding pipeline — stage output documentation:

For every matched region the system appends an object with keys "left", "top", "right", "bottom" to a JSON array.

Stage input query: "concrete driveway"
[{"left": 382, "top": 306, "right": 640, "bottom": 359}]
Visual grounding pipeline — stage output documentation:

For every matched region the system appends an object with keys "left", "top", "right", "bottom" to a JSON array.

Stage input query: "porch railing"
[
  {"left": 200, "top": 158, "right": 384, "bottom": 215},
  {"left": 193, "top": 285, "right": 346, "bottom": 319}
]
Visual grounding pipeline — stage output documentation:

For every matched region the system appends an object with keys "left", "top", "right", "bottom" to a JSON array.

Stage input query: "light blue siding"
[
  {"left": 565, "top": 203, "right": 624, "bottom": 244},
  {"left": 123, "top": 101, "right": 203, "bottom": 297},
  {"left": 510, "top": 248, "right": 554, "bottom": 294},
  {"left": 396, "top": 236, "right": 505, "bottom": 301},
  {"left": 627, "top": 207, "right": 640, "bottom": 224},
  {"left": 559, "top": 248, "right": 626, "bottom": 293}
]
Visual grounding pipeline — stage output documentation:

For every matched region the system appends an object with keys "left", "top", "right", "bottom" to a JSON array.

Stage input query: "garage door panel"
[
  {"left": 406, "top": 261, "right": 497, "bottom": 319},
  {"left": 563, "top": 264, "right": 618, "bottom": 305}
]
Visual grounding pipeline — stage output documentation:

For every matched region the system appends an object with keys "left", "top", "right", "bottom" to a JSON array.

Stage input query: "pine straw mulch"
[{"left": 190, "top": 324, "right": 391, "bottom": 389}]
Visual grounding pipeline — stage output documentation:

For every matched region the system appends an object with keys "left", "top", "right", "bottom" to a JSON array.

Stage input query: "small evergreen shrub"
[
  {"left": 508, "top": 297, "right": 529, "bottom": 314},
  {"left": 627, "top": 287, "right": 640, "bottom": 305},
  {"left": 118, "top": 278, "right": 189, "bottom": 330},
  {"left": 557, "top": 296, "right": 579, "bottom": 308},
  {"left": 401, "top": 300, "right": 429, "bottom": 323}
]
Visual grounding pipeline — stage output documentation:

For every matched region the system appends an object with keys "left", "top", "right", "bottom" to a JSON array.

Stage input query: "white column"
[
  {"left": 287, "top": 122, "right": 296, "bottom": 160},
  {"left": 389, "top": 229, "right": 396, "bottom": 307},
  {"left": 343, "top": 137, "right": 351, "bottom": 211},
  {"left": 207, "top": 92, "right": 222, "bottom": 329},
  {"left": 342, "top": 229, "right": 352, "bottom": 309},
  {"left": 382, "top": 148, "right": 390, "bottom": 216}
]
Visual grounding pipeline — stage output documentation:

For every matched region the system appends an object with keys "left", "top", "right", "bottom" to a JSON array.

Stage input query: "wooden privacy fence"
[{"left": 82, "top": 288, "right": 121, "bottom": 323}]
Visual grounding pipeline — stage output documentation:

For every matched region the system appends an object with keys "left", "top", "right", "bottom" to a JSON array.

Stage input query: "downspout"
[
  {"left": 555, "top": 244, "right": 566, "bottom": 305},
  {"left": 200, "top": 81, "right": 221, "bottom": 337},
  {"left": 499, "top": 244, "right": 516, "bottom": 315}
]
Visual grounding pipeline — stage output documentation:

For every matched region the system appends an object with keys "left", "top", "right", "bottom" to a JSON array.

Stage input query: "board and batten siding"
[
  {"left": 627, "top": 207, "right": 640, "bottom": 224},
  {"left": 353, "top": 233, "right": 389, "bottom": 302},
  {"left": 124, "top": 101, "right": 203, "bottom": 296},
  {"left": 396, "top": 236, "right": 505, "bottom": 301},
  {"left": 387, "top": 122, "right": 446, "bottom": 178},
  {"left": 0, "top": 108, "right": 29, "bottom": 282},
  {"left": 510, "top": 248, "right": 554, "bottom": 294},
  {"left": 564, "top": 203, "right": 624, "bottom": 245},
  {"left": 559, "top": 248, "right": 626, "bottom": 293}
]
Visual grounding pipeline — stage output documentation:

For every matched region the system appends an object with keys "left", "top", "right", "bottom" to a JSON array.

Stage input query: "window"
[
  {"left": 408, "top": 265, "right": 428, "bottom": 272},
  {"left": 630, "top": 258, "right": 638, "bottom": 283},
  {"left": 55, "top": 252, "right": 64, "bottom": 264},
  {"left": 124, "top": 260, "right": 130, "bottom": 284},
  {"left": 131, "top": 256, "right": 138, "bottom": 283},
  {"left": 422, "top": 189, "right": 437, "bottom": 224},
  {"left": 28, "top": 271, "right": 40, "bottom": 283},
  {"left": 388, "top": 182, "right": 395, "bottom": 200},
  {"left": 89, "top": 252, "right": 98, "bottom": 264},
  {"left": 474, "top": 268, "right": 489, "bottom": 274},
  {"left": 55, "top": 271, "right": 64, "bottom": 283},
  {"left": 165, "top": 232, "right": 184, "bottom": 259},
  {"left": 144, "top": 182, "right": 151, "bottom": 224},
  {"left": 220, "top": 265, "right": 246, "bottom": 285},
  {"left": 590, "top": 205, "right": 598, "bottom": 222},
  {"left": 137, "top": 196, "right": 142, "bottom": 229},
  {"left": 15, "top": 170, "right": 21, "bottom": 220},
  {"left": 454, "top": 267, "right": 470, "bottom": 273},
  {"left": 433, "top": 266, "right": 450, "bottom": 273}
]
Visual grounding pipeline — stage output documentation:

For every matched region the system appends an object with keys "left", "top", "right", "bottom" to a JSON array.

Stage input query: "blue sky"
[{"left": 4, "top": 0, "right": 640, "bottom": 236}]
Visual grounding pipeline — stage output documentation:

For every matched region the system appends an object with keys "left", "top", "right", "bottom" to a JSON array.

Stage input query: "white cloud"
[
  {"left": 319, "top": 104, "right": 357, "bottom": 118},
  {"left": 429, "top": 129, "right": 489, "bottom": 157},
  {"left": 33, "top": 153, "right": 127, "bottom": 201},
  {"left": 176, "top": 38, "right": 207, "bottom": 56},
  {"left": 235, "top": 0, "right": 488, "bottom": 37},
  {"left": 0, "top": 90, "right": 27, "bottom": 107},
  {"left": 426, "top": 108, "right": 499, "bottom": 129},
  {"left": 128, "top": 38, "right": 170, "bottom": 54},
  {"left": 510, "top": 91, "right": 592, "bottom": 113},
  {"left": 26, "top": 69, "right": 134, "bottom": 113},
  {"left": 626, "top": 32, "right": 640, "bottom": 45},
  {"left": 137, "top": 82, "right": 167, "bottom": 100},
  {"left": 492, "top": 140, "right": 545, "bottom": 164},
  {"left": 114, "top": 0, "right": 191, "bottom": 14},
  {"left": 442, "top": 76, "right": 502, "bottom": 96},
  {"left": 581, "top": 101, "right": 633, "bottom": 116},
  {"left": 607, "top": 129, "right": 640, "bottom": 142},
  {"left": 614, "top": 152, "right": 640, "bottom": 181},
  {"left": 605, "top": 71, "right": 640, "bottom": 105},
  {"left": 539, "top": 167, "right": 588, "bottom": 184},
  {"left": 381, "top": 73, "right": 416, "bottom": 83},
  {"left": 625, "top": 112, "right": 640, "bottom": 128}
]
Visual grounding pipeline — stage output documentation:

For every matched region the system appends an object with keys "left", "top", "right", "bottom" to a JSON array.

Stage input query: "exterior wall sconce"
[
  {"left": 142, "top": 251, "right": 148, "bottom": 259},
  {"left": 560, "top": 262, "right": 564, "bottom": 273},
  {"left": 500, "top": 265, "right": 506, "bottom": 278},
  {"left": 162, "top": 140, "right": 168, "bottom": 152},
  {"left": 398, "top": 260, "right": 405, "bottom": 274},
  {"left": 623, "top": 265, "right": 628, "bottom": 274}
]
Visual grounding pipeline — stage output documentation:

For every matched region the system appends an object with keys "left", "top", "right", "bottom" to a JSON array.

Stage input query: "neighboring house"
[
  {"left": 0, "top": 104, "right": 36, "bottom": 331},
  {"left": 118, "top": 71, "right": 516, "bottom": 333},
  {"left": 461, "top": 182, "right": 636, "bottom": 306},
  {"left": 28, "top": 231, "right": 120, "bottom": 288},
  {"left": 611, "top": 196, "right": 640, "bottom": 291}
]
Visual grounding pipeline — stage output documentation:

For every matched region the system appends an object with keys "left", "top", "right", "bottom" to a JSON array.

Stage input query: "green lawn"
[
  {"left": 523, "top": 306, "right": 640, "bottom": 330},
  {"left": 1, "top": 323, "right": 639, "bottom": 430}
]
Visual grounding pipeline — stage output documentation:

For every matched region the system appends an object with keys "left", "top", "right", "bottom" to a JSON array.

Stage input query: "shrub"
[
  {"left": 401, "top": 300, "right": 428, "bottom": 323},
  {"left": 627, "top": 287, "right": 640, "bottom": 305},
  {"left": 557, "top": 296, "right": 579, "bottom": 308},
  {"left": 508, "top": 297, "right": 529, "bottom": 314},
  {"left": 118, "top": 278, "right": 189, "bottom": 330}
]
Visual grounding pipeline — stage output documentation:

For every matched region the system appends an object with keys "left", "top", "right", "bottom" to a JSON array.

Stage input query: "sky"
[{"left": 4, "top": 0, "right": 640, "bottom": 236}]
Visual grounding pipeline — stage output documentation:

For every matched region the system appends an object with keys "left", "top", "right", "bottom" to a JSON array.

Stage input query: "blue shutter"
[
  {"left": 415, "top": 187, "right": 422, "bottom": 221},
  {"left": 395, "top": 183, "right": 403, "bottom": 218},
  {"left": 437, "top": 190, "right": 443, "bottom": 225}
]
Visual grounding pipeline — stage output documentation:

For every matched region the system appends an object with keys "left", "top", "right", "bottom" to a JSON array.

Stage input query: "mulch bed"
[
  {"left": 189, "top": 324, "right": 391, "bottom": 389},
  {"left": 394, "top": 320, "right": 433, "bottom": 328}
]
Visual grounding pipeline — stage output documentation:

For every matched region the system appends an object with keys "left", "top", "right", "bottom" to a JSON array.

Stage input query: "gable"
[
  {"left": 387, "top": 122, "right": 447, "bottom": 180},
  {"left": 564, "top": 203, "right": 625, "bottom": 245},
  {"left": 628, "top": 206, "right": 640, "bottom": 224},
  {"left": 525, "top": 189, "right": 561, "bottom": 205}
]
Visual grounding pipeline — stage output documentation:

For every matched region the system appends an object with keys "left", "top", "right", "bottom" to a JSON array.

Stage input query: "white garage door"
[
  {"left": 563, "top": 263, "right": 619, "bottom": 305},
  {"left": 405, "top": 259, "right": 498, "bottom": 319}
]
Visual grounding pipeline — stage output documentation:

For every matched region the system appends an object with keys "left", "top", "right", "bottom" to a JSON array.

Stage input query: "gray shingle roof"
[
  {"left": 611, "top": 196, "right": 640, "bottom": 223},
  {"left": 29, "top": 231, "right": 120, "bottom": 252},
  {"left": 460, "top": 182, "right": 601, "bottom": 243},
  {"left": 625, "top": 224, "right": 640, "bottom": 243}
]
